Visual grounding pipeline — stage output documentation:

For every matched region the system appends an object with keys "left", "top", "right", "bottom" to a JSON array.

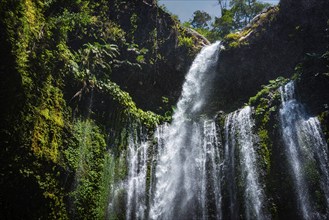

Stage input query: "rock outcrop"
[{"left": 211, "top": 0, "right": 329, "bottom": 113}]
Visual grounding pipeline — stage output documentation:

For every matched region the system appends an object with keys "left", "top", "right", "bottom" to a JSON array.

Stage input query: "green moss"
[
  {"left": 4, "top": 0, "right": 44, "bottom": 89},
  {"left": 318, "top": 111, "right": 329, "bottom": 144},
  {"left": 251, "top": 6, "right": 279, "bottom": 30},
  {"left": 113, "top": 152, "right": 128, "bottom": 182},
  {"left": 66, "top": 119, "right": 108, "bottom": 218},
  {"left": 258, "top": 129, "right": 271, "bottom": 173},
  {"left": 178, "top": 35, "right": 194, "bottom": 48},
  {"left": 224, "top": 29, "right": 251, "bottom": 48},
  {"left": 249, "top": 77, "right": 288, "bottom": 174},
  {"left": 99, "top": 80, "right": 162, "bottom": 128},
  {"left": 249, "top": 77, "right": 287, "bottom": 106},
  {"left": 95, "top": 153, "right": 115, "bottom": 219},
  {"left": 103, "top": 21, "right": 126, "bottom": 42},
  {"left": 224, "top": 6, "right": 279, "bottom": 49},
  {"left": 225, "top": 32, "right": 241, "bottom": 41},
  {"left": 175, "top": 24, "right": 200, "bottom": 56},
  {"left": 31, "top": 76, "right": 65, "bottom": 163},
  {"left": 35, "top": 172, "right": 69, "bottom": 219},
  {"left": 0, "top": 0, "right": 202, "bottom": 218}
]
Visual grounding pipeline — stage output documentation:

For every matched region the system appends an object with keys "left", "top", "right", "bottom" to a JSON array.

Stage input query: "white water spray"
[
  {"left": 279, "top": 81, "right": 329, "bottom": 219},
  {"left": 224, "top": 106, "right": 268, "bottom": 220},
  {"left": 149, "top": 42, "right": 222, "bottom": 220}
]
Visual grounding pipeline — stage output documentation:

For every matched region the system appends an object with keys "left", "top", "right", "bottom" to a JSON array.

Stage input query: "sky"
[{"left": 158, "top": 0, "right": 280, "bottom": 23}]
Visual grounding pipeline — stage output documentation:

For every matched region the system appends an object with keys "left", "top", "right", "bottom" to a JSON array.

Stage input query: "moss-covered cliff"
[
  {"left": 1, "top": 0, "right": 328, "bottom": 219},
  {"left": 0, "top": 0, "right": 205, "bottom": 218},
  {"left": 210, "top": 0, "right": 329, "bottom": 113},
  {"left": 211, "top": 0, "right": 329, "bottom": 217}
]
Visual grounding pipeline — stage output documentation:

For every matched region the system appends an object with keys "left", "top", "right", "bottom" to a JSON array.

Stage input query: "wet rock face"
[{"left": 211, "top": 0, "right": 329, "bottom": 113}]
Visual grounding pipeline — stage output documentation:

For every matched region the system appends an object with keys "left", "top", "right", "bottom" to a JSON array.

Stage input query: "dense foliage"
[
  {"left": 0, "top": 0, "right": 328, "bottom": 219},
  {"left": 183, "top": 0, "right": 270, "bottom": 42},
  {"left": 0, "top": 0, "right": 201, "bottom": 218}
]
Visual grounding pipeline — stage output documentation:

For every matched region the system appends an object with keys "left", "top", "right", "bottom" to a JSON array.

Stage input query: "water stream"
[
  {"left": 126, "top": 132, "right": 149, "bottom": 220},
  {"left": 279, "top": 81, "right": 329, "bottom": 219},
  {"left": 149, "top": 42, "right": 222, "bottom": 220},
  {"left": 106, "top": 45, "right": 329, "bottom": 220},
  {"left": 224, "top": 106, "right": 268, "bottom": 220}
]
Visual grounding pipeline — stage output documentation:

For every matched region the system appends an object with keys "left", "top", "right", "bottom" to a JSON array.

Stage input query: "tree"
[
  {"left": 229, "top": 0, "right": 270, "bottom": 28},
  {"left": 212, "top": 9, "right": 235, "bottom": 37},
  {"left": 212, "top": 0, "right": 270, "bottom": 38},
  {"left": 187, "top": 0, "right": 270, "bottom": 41},
  {"left": 190, "top": 10, "right": 212, "bottom": 29},
  {"left": 218, "top": 0, "right": 229, "bottom": 11}
]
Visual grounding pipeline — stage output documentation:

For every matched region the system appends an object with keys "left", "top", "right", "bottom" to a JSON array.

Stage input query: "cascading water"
[
  {"left": 107, "top": 42, "right": 329, "bottom": 220},
  {"left": 150, "top": 119, "right": 223, "bottom": 220},
  {"left": 303, "top": 118, "right": 329, "bottom": 215},
  {"left": 223, "top": 113, "right": 239, "bottom": 220},
  {"left": 224, "top": 106, "right": 268, "bottom": 220},
  {"left": 202, "top": 120, "right": 222, "bottom": 220},
  {"left": 126, "top": 133, "right": 149, "bottom": 220},
  {"left": 149, "top": 42, "right": 222, "bottom": 220},
  {"left": 279, "top": 81, "right": 329, "bottom": 219},
  {"left": 107, "top": 128, "right": 150, "bottom": 220}
]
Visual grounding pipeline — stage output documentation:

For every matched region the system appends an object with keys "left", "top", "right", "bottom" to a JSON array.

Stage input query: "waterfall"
[
  {"left": 108, "top": 42, "right": 329, "bottom": 220},
  {"left": 149, "top": 119, "right": 223, "bottom": 220},
  {"left": 303, "top": 118, "right": 329, "bottom": 215},
  {"left": 126, "top": 132, "right": 149, "bottom": 220},
  {"left": 279, "top": 81, "right": 329, "bottom": 219},
  {"left": 106, "top": 43, "right": 329, "bottom": 220},
  {"left": 202, "top": 120, "right": 222, "bottom": 220},
  {"left": 107, "top": 128, "right": 150, "bottom": 220},
  {"left": 149, "top": 42, "right": 222, "bottom": 220},
  {"left": 223, "top": 112, "right": 239, "bottom": 220},
  {"left": 224, "top": 106, "right": 268, "bottom": 220}
]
